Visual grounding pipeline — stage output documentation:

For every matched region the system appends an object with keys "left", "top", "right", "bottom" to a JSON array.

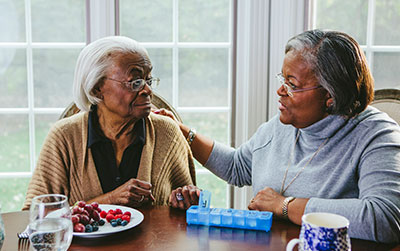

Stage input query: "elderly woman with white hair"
[{"left": 23, "top": 36, "right": 196, "bottom": 209}]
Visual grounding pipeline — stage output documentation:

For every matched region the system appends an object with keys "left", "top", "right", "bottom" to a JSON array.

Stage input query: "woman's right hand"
[
  {"left": 107, "top": 178, "right": 155, "bottom": 207},
  {"left": 169, "top": 185, "right": 201, "bottom": 210}
]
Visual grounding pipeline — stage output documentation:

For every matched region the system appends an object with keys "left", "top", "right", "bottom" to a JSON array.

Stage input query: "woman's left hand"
[{"left": 248, "top": 187, "right": 285, "bottom": 216}]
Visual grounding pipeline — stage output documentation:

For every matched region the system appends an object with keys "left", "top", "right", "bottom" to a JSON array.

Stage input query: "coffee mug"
[{"left": 286, "top": 212, "right": 350, "bottom": 251}]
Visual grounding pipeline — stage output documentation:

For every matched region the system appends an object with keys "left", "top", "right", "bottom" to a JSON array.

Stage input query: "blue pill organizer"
[{"left": 186, "top": 191, "right": 273, "bottom": 232}]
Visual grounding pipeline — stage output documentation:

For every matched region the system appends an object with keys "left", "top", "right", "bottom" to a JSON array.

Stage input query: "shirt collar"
[{"left": 88, "top": 105, "right": 146, "bottom": 147}]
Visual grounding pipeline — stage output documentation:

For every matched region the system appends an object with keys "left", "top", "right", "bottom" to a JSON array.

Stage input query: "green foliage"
[
  {"left": 315, "top": 0, "right": 368, "bottom": 44},
  {"left": 0, "top": 178, "right": 30, "bottom": 213}
]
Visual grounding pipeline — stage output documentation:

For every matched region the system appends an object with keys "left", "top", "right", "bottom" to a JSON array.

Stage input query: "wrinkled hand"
[
  {"left": 153, "top": 108, "right": 179, "bottom": 123},
  {"left": 108, "top": 178, "right": 155, "bottom": 208},
  {"left": 248, "top": 187, "right": 285, "bottom": 216},
  {"left": 169, "top": 185, "right": 201, "bottom": 210}
]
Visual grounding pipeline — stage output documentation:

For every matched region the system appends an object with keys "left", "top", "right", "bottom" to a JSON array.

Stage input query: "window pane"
[
  {"left": 35, "top": 114, "right": 61, "bottom": 160},
  {"left": 314, "top": 0, "right": 368, "bottom": 44},
  {"left": 0, "top": 0, "right": 25, "bottom": 42},
  {"left": 0, "top": 48, "right": 27, "bottom": 108},
  {"left": 120, "top": 0, "right": 173, "bottom": 42},
  {"left": 181, "top": 112, "right": 229, "bottom": 145},
  {"left": 179, "top": 0, "right": 230, "bottom": 42},
  {"left": 147, "top": 48, "right": 173, "bottom": 102},
  {"left": 0, "top": 115, "right": 30, "bottom": 172},
  {"left": 33, "top": 49, "right": 80, "bottom": 108},
  {"left": 374, "top": 0, "right": 400, "bottom": 45},
  {"left": 31, "top": 0, "right": 85, "bottom": 42},
  {"left": 196, "top": 172, "right": 227, "bottom": 208},
  {"left": 0, "top": 177, "right": 30, "bottom": 212},
  {"left": 372, "top": 52, "right": 400, "bottom": 89},
  {"left": 179, "top": 48, "right": 229, "bottom": 106}
]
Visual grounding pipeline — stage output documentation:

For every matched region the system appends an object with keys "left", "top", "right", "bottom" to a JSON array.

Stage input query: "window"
[
  {"left": 0, "top": 0, "right": 232, "bottom": 212},
  {"left": 312, "top": 0, "right": 400, "bottom": 90},
  {"left": 0, "top": 0, "right": 86, "bottom": 212},
  {"left": 119, "top": 0, "right": 233, "bottom": 208}
]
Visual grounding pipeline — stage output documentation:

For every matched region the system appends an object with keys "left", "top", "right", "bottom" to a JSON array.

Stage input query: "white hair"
[{"left": 73, "top": 36, "right": 150, "bottom": 111}]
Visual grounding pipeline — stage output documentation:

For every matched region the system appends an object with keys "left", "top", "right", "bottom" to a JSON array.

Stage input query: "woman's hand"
[
  {"left": 248, "top": 187, "right": 285, "bottom": 216},
  {"left": 107, "top": 178, "right": 155, "bottom": 208},
  {"left": 153, "top": 108, "right": 179, "bottom": 123},
  {"left": 169, "top": 185, "right": 201, "bottom": 210}
]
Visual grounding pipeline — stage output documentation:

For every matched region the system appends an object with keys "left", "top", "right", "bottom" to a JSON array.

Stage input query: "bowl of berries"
[{"left": 69, "top": 201, "right": 144, "bottom": 238}]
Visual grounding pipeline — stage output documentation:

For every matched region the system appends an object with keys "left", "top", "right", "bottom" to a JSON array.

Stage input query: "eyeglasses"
[
  {"left": 276, "top": 73, "right": 322, "bottom": 97},
  {"left": 106, "top": 77, "right": 160, "bottom": 92}
]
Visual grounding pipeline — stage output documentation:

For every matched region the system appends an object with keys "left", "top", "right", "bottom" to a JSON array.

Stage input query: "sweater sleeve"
[
  {"left": 305, "top": 125, "right": 400, "bottom": 243},
  {"left": 204, "top": 121, "right": 274, "bottom": 187},
  {"left": 22, "top": 124, "right": 71, "bottom": 210}
]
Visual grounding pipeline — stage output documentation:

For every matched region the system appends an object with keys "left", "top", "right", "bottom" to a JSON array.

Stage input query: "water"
[{"left": 29, "top": 218, "right": 72, "bottom": 251}]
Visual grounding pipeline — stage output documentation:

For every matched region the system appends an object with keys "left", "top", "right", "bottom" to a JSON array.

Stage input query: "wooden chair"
[
  {"left": 370, "top": 88, "right": 400, "bottom": 124},
  {"left": 59, "top": 92, "right": 182, "bottom": 122}
]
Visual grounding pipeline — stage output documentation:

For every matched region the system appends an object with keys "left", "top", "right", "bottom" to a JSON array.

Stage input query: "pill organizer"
[{"left": 186, "top": 191, "right": 273, "bottom": 232}]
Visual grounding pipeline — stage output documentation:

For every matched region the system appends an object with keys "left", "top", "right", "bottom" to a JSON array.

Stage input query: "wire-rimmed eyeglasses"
[
  {"left": 106, "top": 77, "right": 160, "bottom": 92},
  {"left": 276, "top": 73, "right": 322, "bottom": 97}
]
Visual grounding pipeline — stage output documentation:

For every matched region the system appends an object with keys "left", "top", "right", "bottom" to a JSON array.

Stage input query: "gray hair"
[
  {"left": 73, "top": 36, "right": 151, "bottom": 111},
  {"left": 285, "top": 29, "right": 374, "bottom": 117}
]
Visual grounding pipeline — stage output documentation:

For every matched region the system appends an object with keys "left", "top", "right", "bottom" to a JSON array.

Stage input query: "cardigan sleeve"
[{"left": 22, "top": 124, "right": 71, "bottom": 210}]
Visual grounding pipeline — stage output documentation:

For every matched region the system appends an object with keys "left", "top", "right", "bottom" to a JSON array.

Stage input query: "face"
[
  {"left": 97, "top": 53, "right": 153, "bottom": 120},
  {"left": 277, "top": 50, "right": 331, "bottom": 128}
]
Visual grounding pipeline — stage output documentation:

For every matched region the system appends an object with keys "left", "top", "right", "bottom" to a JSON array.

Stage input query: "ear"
[{"left": 326, "top": 97, "right": 334, "bottom": 108}]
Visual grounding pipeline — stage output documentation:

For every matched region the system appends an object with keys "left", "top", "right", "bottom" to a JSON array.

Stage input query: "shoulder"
[
  {"left": 49, "top": 112, "right": 88, "bottom": 138},
  {"left": 352, "top": 106, "right": 399, "bottom": 131},
  {"left": 148, "top": 113, "right": 181, "bottom": 134},
  {"left": 350, "top": 106, "right": 400, "bottom": 143}
]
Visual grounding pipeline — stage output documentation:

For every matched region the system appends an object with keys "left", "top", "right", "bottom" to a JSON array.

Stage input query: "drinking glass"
[
  {"left": 0, "top": 204, "right": 5, "bottom": 250},
  {"left": 29, "top": 194, "right": 73, "bottom": 251}
]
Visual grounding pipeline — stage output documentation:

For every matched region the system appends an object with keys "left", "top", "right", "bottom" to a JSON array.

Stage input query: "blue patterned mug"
[{"left": 286, "top": 212, "right": 351, "bottom": 251}]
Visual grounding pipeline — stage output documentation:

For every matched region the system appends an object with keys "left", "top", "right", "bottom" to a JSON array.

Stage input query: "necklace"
[{"left": 279, "top": 130, "right": 330, "bottom": 195}]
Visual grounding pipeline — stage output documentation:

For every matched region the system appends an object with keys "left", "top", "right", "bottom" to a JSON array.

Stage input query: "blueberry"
[
  {"left": 110, "top": 221, "right": 118, "bottom": 227},
  {"left": 98, "top": 219, "right": 105, "bottom": 226},
  {"left": 85, "top": 224, "right": 93, "bottom": 233},
  {"left": 116, "top": 218, "right": 122, "bottom": 225},
  {"left": 91, "top": 221, "right": 99, "bottom": 227},
  {"left": 92, "top": 226, "right": 99, "bottom": 232},
  {"left": 121, "top": 220, "right": 128, "bottom": 226}
]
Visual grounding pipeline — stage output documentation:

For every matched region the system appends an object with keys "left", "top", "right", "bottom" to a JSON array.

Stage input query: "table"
[{"left": 1, "top": 206, "right": 399, "bottom": 251}]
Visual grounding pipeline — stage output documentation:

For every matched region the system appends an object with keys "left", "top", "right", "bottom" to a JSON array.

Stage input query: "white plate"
[{"left": 72, "top": 204, "right": 144, "bottom": 238}]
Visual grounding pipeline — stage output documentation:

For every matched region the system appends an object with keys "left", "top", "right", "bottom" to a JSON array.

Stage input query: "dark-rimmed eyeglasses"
[
  {"left": 276, "top": 73, "right": 322, "bottom": 97},
  {"left": 106, "top": 77, "right": 160, "bottom": 92}
]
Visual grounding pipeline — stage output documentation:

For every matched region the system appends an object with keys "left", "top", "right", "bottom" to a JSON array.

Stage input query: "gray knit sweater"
[{"left": 205, "top": 106, "right": 400, "bottom": 243}]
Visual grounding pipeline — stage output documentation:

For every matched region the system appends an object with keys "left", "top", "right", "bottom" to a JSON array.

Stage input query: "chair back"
[
  {"left": 59, "top": 92, "right": 182, "bottom": 122},
  {"left": 370, "top": 88, "right": 400, "bottom": 124}
]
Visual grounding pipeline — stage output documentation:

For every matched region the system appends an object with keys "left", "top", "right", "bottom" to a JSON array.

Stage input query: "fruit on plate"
[
  {"left": 71, "top": 201, "right": 104, "bottom": 233},
  {"left": 71, "top": 201, "right": 132, "bottom": 232}
]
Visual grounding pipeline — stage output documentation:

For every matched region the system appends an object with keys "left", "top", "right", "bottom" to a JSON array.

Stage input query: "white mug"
[{"left": 286, "top": 212, "right": 351, "bottom": 251}]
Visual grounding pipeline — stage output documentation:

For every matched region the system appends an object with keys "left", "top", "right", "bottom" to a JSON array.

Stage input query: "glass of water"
[{"left": 29, "top": 194, "right": 73, "bottom": 251}]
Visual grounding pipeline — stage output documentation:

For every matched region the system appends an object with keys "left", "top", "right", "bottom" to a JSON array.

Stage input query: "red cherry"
[
  {"left": 114, "top": 208, "right": 122, "bottom": 215},
  {"left": 108, "top": 209, "right": 115, "bottom": 215},
  {"left": 74, "top": 223, "right": 85, "bottom": 232},
  {"left": 77, "top": 201, "right": 86, "bottom": 208},
  {"left": 123, "top": 211, "right": 131, "bottom": 217},
  {"left": 91, "top": 202, "right": 99, "bottom": 209},
  {"left": 71, "top": 215, "right": 80, "bottom": 224},
  {"left": 115, "top": 214, "right": 123, "bottom": 220}
]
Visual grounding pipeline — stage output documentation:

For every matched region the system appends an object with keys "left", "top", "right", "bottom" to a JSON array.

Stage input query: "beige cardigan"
[{"left": 23, "top": 112, "right": 195, "bottom": 209}]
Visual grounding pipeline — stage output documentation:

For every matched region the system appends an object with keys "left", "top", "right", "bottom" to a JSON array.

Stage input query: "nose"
[
  {"left": 139, "top": 82, "right": 152, "bottom": 95},
  {"left": 277, "top": 84, "right": 288, "bottom": 97}
]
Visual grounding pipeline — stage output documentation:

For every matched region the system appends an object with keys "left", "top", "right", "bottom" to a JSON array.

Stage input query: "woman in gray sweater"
[{"left": 164, "top": 29, "right": 400, "bottom": 243}]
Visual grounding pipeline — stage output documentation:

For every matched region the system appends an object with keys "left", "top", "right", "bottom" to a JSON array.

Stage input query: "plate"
[{"left": 73, "top": 204, "right": 144, "bottom": 238}]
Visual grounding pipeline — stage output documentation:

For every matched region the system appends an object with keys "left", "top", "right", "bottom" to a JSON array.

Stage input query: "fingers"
[
  {"left": 152, "top": 108, "right": 177, "bottom": 122},
  {"left": 169, "top": 186, "right": 201, "bottom": 210}
]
